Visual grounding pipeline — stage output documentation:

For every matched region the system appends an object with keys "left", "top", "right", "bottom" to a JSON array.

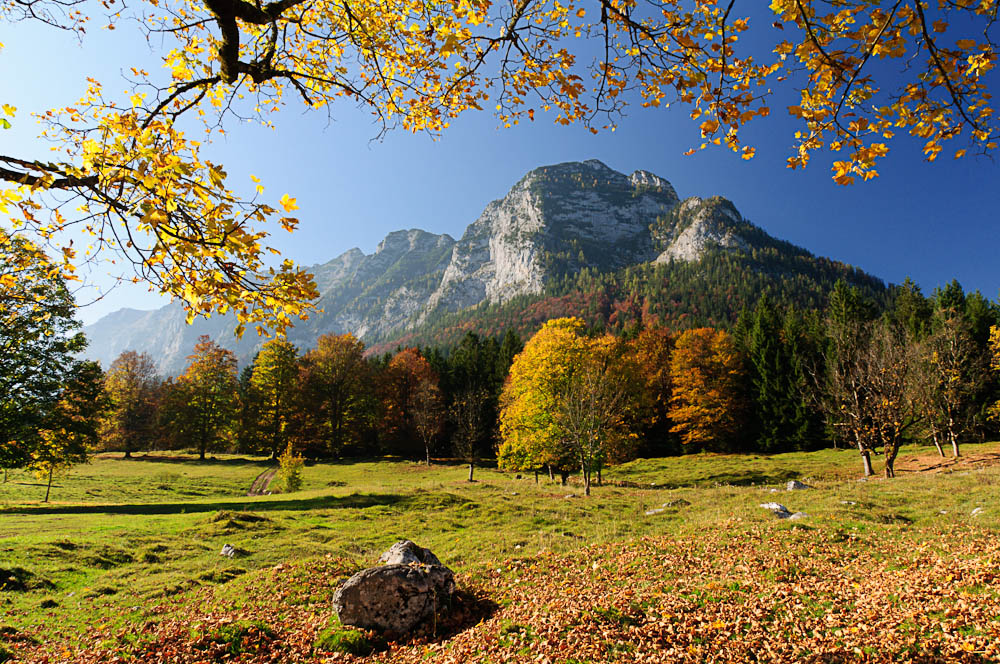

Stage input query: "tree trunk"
[
  {"left": 425, "top": 444, "right": 431, "bottom": 466},
  {"left": 124, "top": 450, "right": 132, "bottom": 459},
  {"left": 884, "top": 445, "right": 898, "bottom": 478},
  {"left": 547, "top": 465, "right": 554, "bottom": 482},
  {"left": 932, "top": 432, "right": 944, "bottom": 457},
  {"left": 597, "top": 467, "right": 602, "bottom": 486},
  {"left": 3, "top": 468, "right": 7, "bottom": 483},
  {"left": 581, "top": 455, "right": 591, "bottom": 496},
  {"left": 860, "top": 447, "right": 874, "bottom": 477},
  {"left": 950, "top": 431, "right": 960, "bottom": 458},
  {"left": 44, "top": 466, "right": 53, "bottom": 503},
  {"left": 534, "top": 469, "right": 539, "bottom": 484},
  {"left": 468, "top": 462, "right": 474, "bottom": 482},
  {"left": 560, "top": 470, "right": 569, "bottom": 486}
]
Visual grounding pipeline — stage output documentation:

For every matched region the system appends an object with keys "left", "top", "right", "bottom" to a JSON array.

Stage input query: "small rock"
[
  {"left": 220, "top": 544, "right": 243, "bottom": 558},
  {"left": 939, "top": 510, "right": 948, "bottom": 515},
  {"left": 564, "top": 494, "right": 577, "bottom": 499},
  {"left": 514, "top": 545, "right": 522, "bottom": 550},
  {"left": 788, "top": 512, "right": 809, "bottom": 520},
  {"left": 786, "top": 480, "right": 813, "bottom": 491},
  {"left": 840, "top": 501, "right": 857, "bottom": 506},
  {"left": 769, "top": 488, "right": 779, "bottom": 493},
  {"left": 759, "top": 502, "right": 794, "bottom": 519},
  {"left": 971, "top": 507, "right": 984, "bottom": 516},
  {"left": 663, "top": 498, "right": 691, "bottom": 508},
  {"left": 645, "top": 508, "right": 666, "bottom": 516}
]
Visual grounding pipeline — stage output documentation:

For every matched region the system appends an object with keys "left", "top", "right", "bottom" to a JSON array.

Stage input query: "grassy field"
[{"left": 1, "top": 443, "right": 999, "bottom": 663}]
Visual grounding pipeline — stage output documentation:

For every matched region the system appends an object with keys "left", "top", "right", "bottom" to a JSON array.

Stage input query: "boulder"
[
  {"left": 786, "top": 480, "right": 813, "bottom": 491},
  {"left": 334, "top": 542, "right": 454, "bottom": 634},
  {"left": 759, "top": 502, "right": 794, "bottom": 519}
]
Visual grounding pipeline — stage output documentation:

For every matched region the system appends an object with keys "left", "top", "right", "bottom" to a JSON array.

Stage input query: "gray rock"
[
  {"left": 378, "top": 540, "right": 443, "bottom": 567},
  {"left": 788, "top": 512, "right": 810, "bottom": 520},
  {"left": 333, "top": 564, "right": 454, "bottom": 634},
  {"left": 220, "top": 544, "right": 244, "bottom": 558},
  {"left": 786, "top": 480, "right": 813, "bottom": 491},
  {"left": 759, "top": 502, "right": 795, "bottom": 519},
  {"left": 971, "top": 507, "right": 984, "bottom": 516},
  {"left": 334, "top": 541, "right": 455, "bottom": 634},
  {"left": 645, "top": 508, "right": 666, "bottom": 516}
]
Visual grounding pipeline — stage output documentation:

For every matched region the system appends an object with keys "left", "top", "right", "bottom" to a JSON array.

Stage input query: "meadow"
[{"left": 1, "top": 443, "right": 999, "bottom": 663}]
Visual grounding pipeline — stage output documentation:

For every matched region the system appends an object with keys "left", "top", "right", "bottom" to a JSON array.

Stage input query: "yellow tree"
[
  {"left": 249, "top": 337, "right": 300, "bottom": 459},
  {"left": 101, "top": 351, "right": 160, "bottom": 458},
  {"left": 2, "top": 0, "right": 998, "bottom": 327},
  {"left": 170, "top": 335, "right": 239, "bottom": 460},
  {"left": 989, "top": 326, "right": 1000, "bottom": 422},
  {"left": 498, "top": 318, "right": 588, "bottom": 479},
  {"left": 668, "top": 327, "right": 748, "bottom": 452},
  {"left": 499, "top": 317, "right": 639, "bottom": 491}
]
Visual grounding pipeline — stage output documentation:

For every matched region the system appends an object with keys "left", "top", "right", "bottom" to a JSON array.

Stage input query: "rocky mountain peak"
[{"left": 653, "top": 196, "right": 749, "bottom": 264}]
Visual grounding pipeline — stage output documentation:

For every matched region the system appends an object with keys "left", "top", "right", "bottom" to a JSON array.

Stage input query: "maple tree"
[
  {"left": 1, "top": 0, "right": 997, "bottom": 329},
  {"left": 668, "top": 327, "right": 748, "bottom": 451},
  {"left": 101, "top": 351, "right": 161, "bottom": 458}
]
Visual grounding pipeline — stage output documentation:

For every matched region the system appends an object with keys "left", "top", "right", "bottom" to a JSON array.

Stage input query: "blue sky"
[{"left": 2, "top": 11, "right": 998, "bottom": 325}]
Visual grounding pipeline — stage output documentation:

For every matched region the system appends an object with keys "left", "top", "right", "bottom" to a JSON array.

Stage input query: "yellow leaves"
[
  {"left": 832, "top": 161, "right": 855, "bottom": 186},
  {"left": 700, "top": 118, "right": 720, "bottom": 137},
  {"left": 279, "top": 194, "right": 299, "bottom": 212},
  {"left": 741, "top": 146, "right": 756, "bottom": 160}
]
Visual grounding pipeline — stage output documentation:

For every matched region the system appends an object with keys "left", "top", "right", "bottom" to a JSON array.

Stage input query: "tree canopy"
[{"left": 2, "top": 0, "right": 997, "bottom": 323}]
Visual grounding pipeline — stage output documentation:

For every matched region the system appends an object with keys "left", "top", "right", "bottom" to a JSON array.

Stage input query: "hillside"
[{"left": 83, "top": 160, "right": 887, "bottom": 373}]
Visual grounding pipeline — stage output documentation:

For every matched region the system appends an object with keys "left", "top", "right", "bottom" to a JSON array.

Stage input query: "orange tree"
[
  {"left": 668, "top": 327, "right": 749, "bottom": 452},
  {"left": 376, "top": 347, "right": 442, "bottom": 459},
  {"left": 2, "top": 0, "right": 998, "bottom": 325}
]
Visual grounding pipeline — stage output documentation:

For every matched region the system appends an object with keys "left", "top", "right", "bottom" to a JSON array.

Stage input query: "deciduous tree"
[
  {"left": 0, "top": 230, "right": 87, "bottom": 479},
  {"left": 668, "top": 327, "right": 748, "bottom": 452},
  {"left": 296, "top": 334, "right": 376, "bottom": 458},
  {"left": 250, "top": 337, "right": 300, "bottom": 459},
  {"left": 168, "top": 336, "right": 239, "bottom": 460},
  {"left": 31, "top": 361, "right": 106, "bottom": 502},
  {"left": 101, "top": 351, "right": 160, "bottom": 458}
]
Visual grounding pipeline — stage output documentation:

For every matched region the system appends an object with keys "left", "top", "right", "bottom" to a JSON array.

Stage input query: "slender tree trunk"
[
  {"left": 950, "top": 430, "right": 960, "bottom": 458},
  {"left": 534, "top": 469, "right": 539, "bottom": 484},
  {"left": 547, "top": 465, "right": 554, "bottom": 482},
  {"left": 581, "top": 455, "right": 591, "bottom": 496},
  {"left": 425, "top": 444, "right": 431, "bottom": 466},
  {"left": 44, "top": 466, "right": 53, "bottom": 503},
  {"left": 124, "top": 450, "right": 132, "bottom": 459},
  {"left": 859, "top": 446, "right": 874, "bottom": 477},
  {"left": 597, "top": 467, "right": 602, "bottom": 486},
  {"left": 468, "top": 462, "right": 474, "bottom": 482},
  {"left": 932, "top": 431, "right": 944, "bottom": 457},
  {"left": 3, "top": 468, "right": 7, "bottom": 483}
]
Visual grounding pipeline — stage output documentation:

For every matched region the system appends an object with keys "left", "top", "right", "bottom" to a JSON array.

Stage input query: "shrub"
[{"left": 275, "top": 443, "right": 304, "bottom": 493}]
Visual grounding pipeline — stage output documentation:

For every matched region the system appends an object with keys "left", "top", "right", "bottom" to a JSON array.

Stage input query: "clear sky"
[{"left": 2, "top": 11, "right": 998, "bottom": 326}]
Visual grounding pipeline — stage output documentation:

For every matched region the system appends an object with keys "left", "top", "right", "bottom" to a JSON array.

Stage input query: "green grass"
[{"left": 1, "top": 442, "right": 999, "bottom": 657}]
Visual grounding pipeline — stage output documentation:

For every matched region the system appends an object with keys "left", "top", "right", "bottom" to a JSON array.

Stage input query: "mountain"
[{"left": 82, "top": 159, "right": 887, "bottom": 374}]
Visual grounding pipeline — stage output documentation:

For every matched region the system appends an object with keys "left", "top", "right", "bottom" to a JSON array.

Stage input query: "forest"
[{"left": 5, "top": 222, "right": 1000, "bottom": 501}]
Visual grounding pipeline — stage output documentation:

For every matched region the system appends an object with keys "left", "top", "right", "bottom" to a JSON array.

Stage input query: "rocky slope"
[{"left": 82, "top": 160, "right": 881, "bottom": 374}]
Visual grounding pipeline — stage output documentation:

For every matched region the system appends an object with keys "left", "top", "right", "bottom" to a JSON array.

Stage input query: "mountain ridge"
[{"left": 82, "top": 160, "right": 887, "bottom": 373}]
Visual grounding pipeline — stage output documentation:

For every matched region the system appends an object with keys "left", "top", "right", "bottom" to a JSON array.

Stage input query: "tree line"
[{"left": 4, "top": 226, "right": 1000, "bottom": 498}]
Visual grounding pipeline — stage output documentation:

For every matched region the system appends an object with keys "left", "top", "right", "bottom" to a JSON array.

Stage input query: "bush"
[{"left": 275, "top": 443, "right": 304, "bottom": 493}]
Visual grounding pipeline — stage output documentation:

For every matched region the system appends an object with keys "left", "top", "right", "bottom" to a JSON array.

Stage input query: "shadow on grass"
[
  {"left": 611, "top": 468, "right": 800, "bottom": 490},
  {"left": 111, "top": 455, "right": 276, "bottom": 468},
  {"left": 0, "top": 492, "right": 403, "bottom": 516}
]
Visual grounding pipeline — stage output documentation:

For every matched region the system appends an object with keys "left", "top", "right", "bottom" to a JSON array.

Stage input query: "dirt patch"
[
  {"left": 247, "top": 468, "right": 277, "bottom": 496},
  {"left": 894, "top": 450, "right": 1000, "bottom": 475}
]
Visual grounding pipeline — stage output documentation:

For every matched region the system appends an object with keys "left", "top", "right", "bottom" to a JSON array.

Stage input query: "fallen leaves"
[{"left": 14, "top": 524, "right": 1000, "bottom": 664}]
